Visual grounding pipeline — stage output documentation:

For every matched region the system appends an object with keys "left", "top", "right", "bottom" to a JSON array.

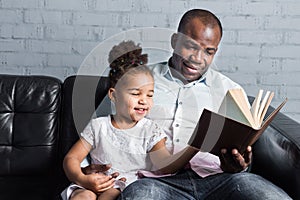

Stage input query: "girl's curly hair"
[{"left": 108, "top": 40, "right": 149, "bottom": 88}]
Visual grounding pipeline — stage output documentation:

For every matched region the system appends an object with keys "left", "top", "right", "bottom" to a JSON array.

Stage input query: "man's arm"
[{"left": 149, "top": 139, "right": 199, "bottom": 174}]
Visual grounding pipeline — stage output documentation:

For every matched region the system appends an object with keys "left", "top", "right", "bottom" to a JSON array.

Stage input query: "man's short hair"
[{"left": 177, "top": 9, "right": 223, "bottom": 38}]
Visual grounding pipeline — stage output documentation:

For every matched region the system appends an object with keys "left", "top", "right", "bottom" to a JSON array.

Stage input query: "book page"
[
  {"left": 257, "top": 91, "right": 270, "bottom": 122},
  {"left": 250, "top": 89, "right": 263, "bottom": 126},
  {"left": 259, "top": 91, "right": 274, "bottom": 125},
  {"left": 228, "top": 89, "right": 257, "bottom": 128},
  {"left": 218, "top": 89, "right": 255, "bottom": 128}
]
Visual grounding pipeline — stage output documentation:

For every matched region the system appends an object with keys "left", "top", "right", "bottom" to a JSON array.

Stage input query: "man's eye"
[
  {"left": 205, "top": 50, "right": 215, "bottom": 56},
  {"left": 147, "top": 94, "right": 153, "bottom": 97},
  {"left": 131, "top": 93, "right": 139, "bottom": 96},
  {"left": 184, "top": 42, "right": 196, "bottom": 50},
  {"left": 186, "top": 45, "right": 197, "bottom": 50}
]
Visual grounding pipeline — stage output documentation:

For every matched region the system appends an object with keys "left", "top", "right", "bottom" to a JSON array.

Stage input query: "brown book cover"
[{"left": 188, "top": 98, "right": 287, "bottom": 156}]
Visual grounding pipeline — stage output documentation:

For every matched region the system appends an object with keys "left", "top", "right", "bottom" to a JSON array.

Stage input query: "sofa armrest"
[{"left": 251, "top": 104, "right": 300, "bottom": 200}]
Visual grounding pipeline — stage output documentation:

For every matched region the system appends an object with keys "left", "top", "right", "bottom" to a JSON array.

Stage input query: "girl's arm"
[
  {"left": 149, "top": 138, "right": 199, "bottom": 174},
  {"left": 63, "top": 138, "right": 115, "bottom": 193},
  {"left": 63, "top": 138, "right": 92, "bottom": 184}
]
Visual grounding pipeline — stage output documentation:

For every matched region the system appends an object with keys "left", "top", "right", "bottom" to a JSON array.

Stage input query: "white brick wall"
[{"left": 0, "top": 0, "right": 300, "bottom": 122}]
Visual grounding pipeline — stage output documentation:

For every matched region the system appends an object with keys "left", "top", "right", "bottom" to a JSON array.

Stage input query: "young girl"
[{"left": 62, "top": 41, "right": 199, "bottom": 200}]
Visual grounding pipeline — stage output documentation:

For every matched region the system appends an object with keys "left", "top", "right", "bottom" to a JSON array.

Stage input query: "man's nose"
[{"left": 191, "top": 49, "right": 204, "bottom": 63}]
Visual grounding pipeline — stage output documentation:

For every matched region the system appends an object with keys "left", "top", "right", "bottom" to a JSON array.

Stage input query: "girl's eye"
[
  {"left": 131, "top": 93, "right": 139, "bottom": 96},
  {"left": 147, "top": 94, "right": 153, "bottom": 97}
]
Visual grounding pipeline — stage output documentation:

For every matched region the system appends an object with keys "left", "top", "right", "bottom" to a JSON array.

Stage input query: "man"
[
  {"left": 85, "top": 9, "right": 291, "bottom": 199},
  {"left": 115, "top": 9, "right": 291, "bottom": 199}
]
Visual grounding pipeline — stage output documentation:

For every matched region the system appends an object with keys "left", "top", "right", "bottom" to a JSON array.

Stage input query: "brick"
[
  {"left": 45, "top": 25, "right": 104, "bottom": 41},
  {"left": 1, "top": 52, "right": 46, "bottom": 67},
  {"left": 23, "top": 66, "right": 72, "bottom": 80},
  {"left": 24, "top": 40, "right": 72, "bottom": 54},
  {"left": 45, "top": 0, "right": 86, "bottom": 10},
  {"left": 47, "top": 54, "right": 85, "bottom": 68},
  {"left": 215, "top": 57, "right": 281, "bottom": 73},
  {"left": 0, "top": 10, "right": 22, "bottom": 23},
  {"left": 223, "top": 72, "right": 257, "bottom": 85},
  {"left": 238, "top": 31, "right": 283, "bottom": 44},
  {"left": 103, "top": 27, "right": 124, "bottom": 40},
  {"left": 130, "top": 13, "right": 168, "bottom": 27},
  {"left": 282, "top": 59, "right": 300, "bottom": 72},
  {"left": 12, "top": 24, "right": 44, "bottom": 39},
  {"left": 238, "top": 2, "right": 282, "bottom": 16},
  {"left": 0, "top": 66, "right": 24, "bottom": 75},
  {"left": 286, "top": 86, "right": 300, "bottom": 100},
  {"left": 73, "top": 12, "right": 118, "bottom": 26},
  {"left": 71, "top": 41, "right": 99, "bottom": 55},
  {"left": 221, "top": 16, "right": 264, "bottom": 30},
  {"left": 95, "top": 0, "right": 133, "bottom": 12},
  {"left": 262, "top": 45, "right": 300, "bottom": 59},
  {"left": 131, "top": 0, "right": 168, "bottom": 13},
  {"left": 222, "top": 30, "right": 237, "bottom": 44},
  {"left": 167, "top": 1, "right": 190, "bottom": 13},
  {"left": 144, "top": 48, "right": 171, "bottom": 65},
  {"left": 265, "top": 16, "right": 300, "bottom": 30},
  {"left": 285, "top": 31, "right": 300, "bottom": 44},
  {"left": 166, "top": 13, "right": 183, "bottom": 29},
  {"left": 218, "top": 44, "right": 260, "bottom": 58},
  {"left": 282, "top": 3, "right": 300, "bottom": 16},
  {"left": 0, "top": 24, "right": 13, "bottom": 38},
  {"left": 24, "top": 10, "right": 63, "bottom": 24},
  {"left": 189, "top": 1, "right": 238, "bottom": 15},
  {"left": 262, "top": 72, "right": 300, "bottom": 86},
  {"left": 141, "top": 27, "right": 173, "bottom": 42},
  {"left": 282, "top": 101, "right": 300, "bottom": 114},
  {"left": 0, "top": 53, "right": 9, "bottom": 66},
  {"left": 0, "top": 39, "right": 24, "bottom": 52},
  {"left": 0, "top": 0, "right": 44, "bottom": 9}
]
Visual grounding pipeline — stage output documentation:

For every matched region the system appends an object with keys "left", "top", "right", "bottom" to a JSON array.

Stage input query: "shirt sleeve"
[
  {"left": 80, "top": 119, "right": 96, "bottom": 148},
  {"left": 146, "top": 121, "right": 167, "bottom": 152}
]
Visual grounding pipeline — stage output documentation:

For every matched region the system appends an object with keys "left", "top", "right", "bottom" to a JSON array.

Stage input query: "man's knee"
[
  {"left": 118, "top": 178, "right": 165, "bottom": 200},
  {"left": 227, "top": 173, "right": 291, "bottom": 199}
]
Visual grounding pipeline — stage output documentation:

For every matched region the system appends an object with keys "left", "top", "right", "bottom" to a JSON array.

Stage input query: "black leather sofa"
[{"left": 0, "top": 74, "right": 299, "bottom": 200}]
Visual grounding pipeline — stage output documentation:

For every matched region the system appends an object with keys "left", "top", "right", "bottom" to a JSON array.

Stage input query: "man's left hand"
[{"left": 219, "top": 146, "right": 252, "bottom": 173}]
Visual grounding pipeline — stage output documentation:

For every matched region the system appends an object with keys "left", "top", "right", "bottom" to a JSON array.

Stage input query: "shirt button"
[
  {"left": 178, "top": 101, "right": 182, "bottom": 105},
  {"left": 176, "top": 139, "right": 180, "bottom": 142},
  {"left": 175, "top": 124, "right": 179, "bottom": 127}
]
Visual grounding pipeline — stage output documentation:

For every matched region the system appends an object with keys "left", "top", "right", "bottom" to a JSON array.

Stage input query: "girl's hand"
[{"left": 80, "top": 172, "right": 116, "bottom": 194}]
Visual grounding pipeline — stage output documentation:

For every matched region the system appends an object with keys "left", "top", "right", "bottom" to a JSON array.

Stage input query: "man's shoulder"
[
  {"left": 148, "top": 61, "right": 168, "bottom": 73},
  {"left": 208, "top": 67, "right": 241, "bottom": 89}
]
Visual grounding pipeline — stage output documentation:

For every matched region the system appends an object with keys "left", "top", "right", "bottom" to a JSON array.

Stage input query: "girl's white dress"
[{"left": 61, "top": 115, "right": 166, "bottom": 200}]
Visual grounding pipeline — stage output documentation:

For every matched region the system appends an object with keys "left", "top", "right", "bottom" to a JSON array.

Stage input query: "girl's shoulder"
[{"left": 88, "top": 115, "right": 111, "bottom": 127}]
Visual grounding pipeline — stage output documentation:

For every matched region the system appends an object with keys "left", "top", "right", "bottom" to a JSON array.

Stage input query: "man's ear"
[
  {"left": 108, "top": 88, "right": 116, "bottom": 102},
  {"left": 171, "top": 33, "right": 178, "bottom": 49}
]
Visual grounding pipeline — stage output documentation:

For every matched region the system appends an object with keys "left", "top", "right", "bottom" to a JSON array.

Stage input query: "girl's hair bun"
[{"left": 108, "top": 40, "right": 148, "bottom": 87}]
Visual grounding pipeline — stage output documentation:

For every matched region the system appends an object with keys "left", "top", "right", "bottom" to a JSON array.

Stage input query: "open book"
[{"left": 188, "top": 88, "right": 287, "bottom": 156}]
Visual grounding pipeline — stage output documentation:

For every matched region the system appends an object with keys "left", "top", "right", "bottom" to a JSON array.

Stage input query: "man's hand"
[{"left": 219, "top": 146, "right": 252, "bottom": 173}]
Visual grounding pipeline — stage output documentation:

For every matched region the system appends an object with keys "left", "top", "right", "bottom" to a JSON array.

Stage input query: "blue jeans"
[{"left": 118, "top": 169, "right": 291, "bottom": 200}]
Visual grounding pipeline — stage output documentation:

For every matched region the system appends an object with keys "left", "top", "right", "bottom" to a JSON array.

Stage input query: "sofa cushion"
[
  {"left": 251, "top": 104, "right": 300, "bottom": 200},
  {"left": 0, "top": 74, "right": 61, "bottom": 199},
  {"left": 57, "top": 75, "right": 110, "bottom": 194}
]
